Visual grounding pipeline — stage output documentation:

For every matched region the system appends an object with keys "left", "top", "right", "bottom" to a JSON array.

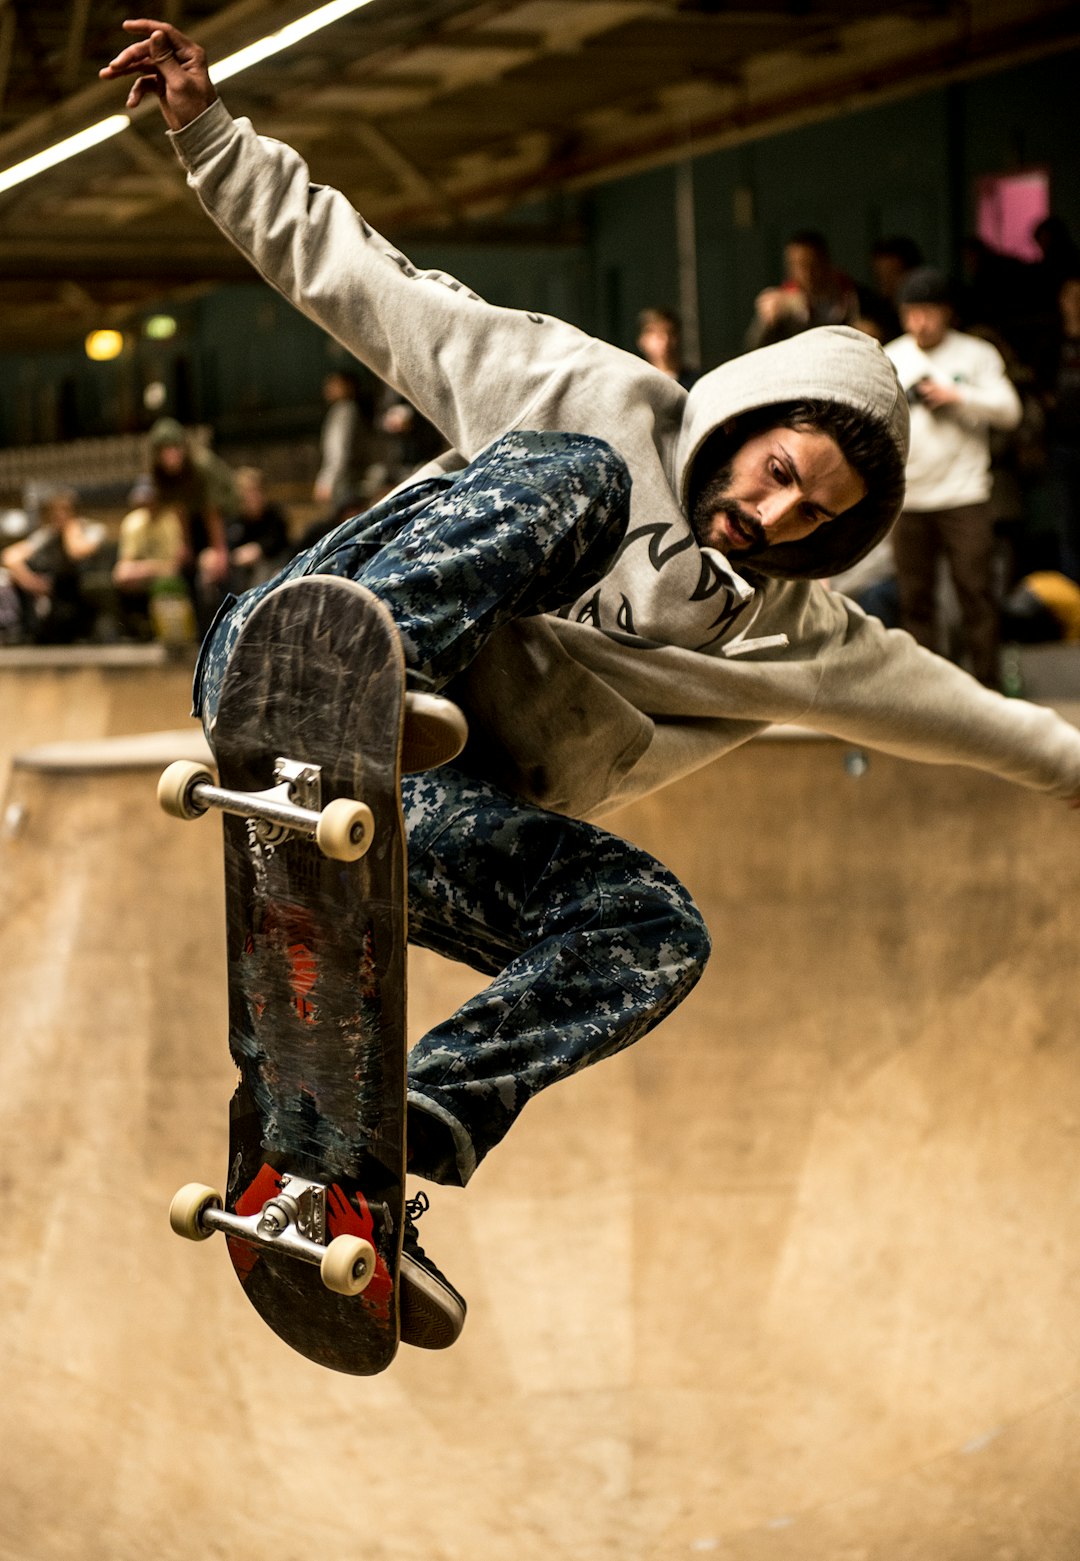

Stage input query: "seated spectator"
[
  {"left": 227, "top": 467, "right": 291, "bottom": 589},
  {"left": 147, "top": 416, "right": 234, "bottom": 633},
  {"left": 636, "top": 307, "right": 699, "bottom": 390},
  {"left": 112, "top": 479, "right": 191, "bottom": 641},
  {"left": 0, "top": 486, "right": 103, "bottom": 644}
]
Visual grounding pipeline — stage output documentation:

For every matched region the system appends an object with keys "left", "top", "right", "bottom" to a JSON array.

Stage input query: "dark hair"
[
  {"left": 689, "top": 398, "right": 904, "bottom": 576},
  {"left": 896, "top": 265, "right": 954, "bottom": 309},
  {"left": 693, "top": 399, "right": 896, "bottom": 506},
  {"left": 638, "top": 307, "right": 681, "bottom": 333},
  {"left": 872, "top": 235, "right": 923, "bottom": 270},
  {"left": 786, "top": 229, "right": 830, "bottom": 256},
  {"left": 326, "top": 368, "right": 361, "bottom": 395}
]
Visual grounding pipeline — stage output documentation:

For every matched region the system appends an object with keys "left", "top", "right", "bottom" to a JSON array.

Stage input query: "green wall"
[{"left": 1, "top": 44, "right": 1076, "bottom": 449}]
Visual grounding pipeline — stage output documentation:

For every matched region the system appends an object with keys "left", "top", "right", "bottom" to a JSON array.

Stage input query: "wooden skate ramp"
[{"left": 1, "top": 715, "right": 1079, "bottom": 1560}]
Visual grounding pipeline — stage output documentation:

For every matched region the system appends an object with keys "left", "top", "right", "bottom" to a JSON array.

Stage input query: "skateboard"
[{"left": 158, "top": 575, "right": 408, "bottom": 1375}]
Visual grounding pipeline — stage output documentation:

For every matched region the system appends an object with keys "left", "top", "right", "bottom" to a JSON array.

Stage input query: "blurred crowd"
[
  {"left": 3, "top": 218, "right": 1079, "bottom": 691},
  {"left": 639, "top": 217, "right": 1080, "bottom": 691},
  {"left": 0, "top": 375, "right": 442, "bottom": 651}
]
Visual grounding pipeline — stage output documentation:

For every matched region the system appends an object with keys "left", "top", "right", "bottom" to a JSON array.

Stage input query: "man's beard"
[{"left": 690, "top": 461, "right": 767, "bottom": 554}]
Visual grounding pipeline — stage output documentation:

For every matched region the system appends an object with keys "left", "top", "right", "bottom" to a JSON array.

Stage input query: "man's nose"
[{"left": 756, "top": 489, "right": 803, "bottom": 533}]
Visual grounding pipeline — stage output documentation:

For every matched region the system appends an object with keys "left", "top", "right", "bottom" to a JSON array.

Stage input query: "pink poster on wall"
[{"left": 976, "top": 170, "right": 1050, "bottom": 261}]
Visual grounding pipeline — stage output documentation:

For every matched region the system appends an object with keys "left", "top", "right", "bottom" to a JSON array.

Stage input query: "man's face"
[
  {"left": 871, "top": 254, "right": 907, "bottom": 301},
  {"left": 639, "top": 320, "right": 678, "bottom": 364},
  {"left": 902, "top": 302, "right": 951, "bottom": 351},
  {"left": 694, "top": 425, "right": 867, "bottom": 557},
  {"left": 784, "top": 243, "right": 824, "bottom": 294},
  {"left": 156, "top": 442, "right": 186, "bottom": 475}
]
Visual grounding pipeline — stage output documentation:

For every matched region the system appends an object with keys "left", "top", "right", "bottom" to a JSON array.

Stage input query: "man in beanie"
[
  {"left": 104, "top": 25, "right": 1080, "bottom": 1353},
  {"left": 885, "top": 267, "right": 1022, "bottom": 685}
]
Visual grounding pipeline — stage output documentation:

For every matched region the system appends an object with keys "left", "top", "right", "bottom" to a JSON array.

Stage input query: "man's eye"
[{"left": 770, "top": 463, "right": 788, "bottom": 483}]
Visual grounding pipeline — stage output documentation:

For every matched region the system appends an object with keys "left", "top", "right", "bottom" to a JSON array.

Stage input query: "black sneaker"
[{"left": 399, "top": 1191, "right": 466, "bottom": 1349}]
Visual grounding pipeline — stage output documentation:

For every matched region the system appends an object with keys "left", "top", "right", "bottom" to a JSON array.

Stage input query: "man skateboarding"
[{"left": 104, "top": 22, "right": 1080, "bottom": 1354}]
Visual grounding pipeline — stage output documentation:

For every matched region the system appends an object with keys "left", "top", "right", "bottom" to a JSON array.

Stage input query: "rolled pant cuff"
[{"left": 407, "top": 1089, "right": 478, "bottom": 1188}]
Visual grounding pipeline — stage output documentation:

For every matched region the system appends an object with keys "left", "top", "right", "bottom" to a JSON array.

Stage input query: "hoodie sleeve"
[
  {"left": 169, "top": 101, "right": 592, "bottom": 458},
  {"left": 801, "top": 591, "right": 1080, "bottom": 798}
]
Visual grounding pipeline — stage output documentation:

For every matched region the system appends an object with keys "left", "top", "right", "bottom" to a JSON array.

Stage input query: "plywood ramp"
[
  {"left": 0, "top": 654, "right": 197, "bottom": 796},
  {"left": 1, "top": 723, "right": 1078, "bottom": 1560}
]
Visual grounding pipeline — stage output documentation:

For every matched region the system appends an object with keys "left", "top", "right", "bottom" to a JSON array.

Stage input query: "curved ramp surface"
[{"left": 1, "top": 734, "right": 1078, "bottom": 1560}]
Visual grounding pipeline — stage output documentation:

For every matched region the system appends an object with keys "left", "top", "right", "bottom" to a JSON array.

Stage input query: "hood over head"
[
  {"left": 148, "top": 416, "right": 187, "bottom": 450},
  {"left": 675, "top": 325, "right": 909, "bottom": 579}
]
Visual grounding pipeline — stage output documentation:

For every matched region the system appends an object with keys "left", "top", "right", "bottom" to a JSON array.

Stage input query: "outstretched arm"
[{"left": 100, "top": 20, "right": 597, "bottom": 461}]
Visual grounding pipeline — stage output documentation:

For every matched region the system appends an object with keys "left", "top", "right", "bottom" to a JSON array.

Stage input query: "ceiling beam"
[
  {"left": 0, "top": 2, "right": 15, "bottom": 114},
  {"left": 62, "top": 0, "right": 94, "bottom": 92},
  {"left": 0, "top": 0, "right": 320, "bottom": 166},
  {"left": 343, "top": 118, "right": 461, "bottom": 223},
  {"left": 0, "top": 237, "right": 256, "bottom": 281}
]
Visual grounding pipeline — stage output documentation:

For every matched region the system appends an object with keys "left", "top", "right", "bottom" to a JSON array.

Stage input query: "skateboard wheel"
[
  {"left": 321, "top": 1234, "right": 377, "bottom": 1296},
  {"left": 169, "top": 1182, "right": 223, "bottom": 1241},
  {"left": 158, "top": 760, "right": 213, "bottom": 821},
  {"left": 315, "top": 798, "right": 374, "bottom": 862}
]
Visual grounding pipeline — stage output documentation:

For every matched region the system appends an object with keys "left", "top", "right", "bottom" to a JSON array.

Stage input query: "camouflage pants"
[{"left": 193, "top": 431, "right": 711, "bottom": 1187}]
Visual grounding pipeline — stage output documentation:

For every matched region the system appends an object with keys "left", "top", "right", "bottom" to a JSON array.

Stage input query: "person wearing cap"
[
  {"left": 885, "top": 267, "right": 1022, "bottom": 686},
  {"left": 103, "top": 23, "right": 1080, "bottom": 1353}
]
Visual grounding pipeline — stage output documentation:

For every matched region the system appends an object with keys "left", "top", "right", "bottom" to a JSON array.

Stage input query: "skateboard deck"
[{"left": 168, "top": 575, "right": 408, "bottom": 1375}]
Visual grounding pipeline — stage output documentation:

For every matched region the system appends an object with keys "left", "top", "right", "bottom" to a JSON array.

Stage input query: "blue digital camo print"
[
  {"left": 402, "top": 765, "right": 710, "bottom": 1185},
  {"left": 193, "top": 429, "right": 633, "bottom": 727},
  {"left": 193, "top": 430, "right": 711, "bottom": 1187}
]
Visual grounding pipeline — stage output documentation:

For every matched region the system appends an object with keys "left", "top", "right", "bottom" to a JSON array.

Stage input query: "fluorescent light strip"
[
  {"left": 0, "top": 0, "right": 377, "bottom": 194},
  {"left": 211, "top": 0, "right": 376, "bottom": 83},
  {"left": 0, "top": 113, "right": 130, "bottom": 195}
]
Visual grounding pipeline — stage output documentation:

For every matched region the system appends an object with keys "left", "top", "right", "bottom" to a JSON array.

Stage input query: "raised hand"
[{"left": 99, "top": 19, "right": 216, "bottom": 131}]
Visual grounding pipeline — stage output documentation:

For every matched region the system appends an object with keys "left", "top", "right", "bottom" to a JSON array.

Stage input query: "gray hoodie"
[{"left": 170, "top": 102, "right": 1080, "bottom": 819}]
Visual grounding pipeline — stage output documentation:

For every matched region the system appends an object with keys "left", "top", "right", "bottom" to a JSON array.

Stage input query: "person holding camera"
[{"left": 885, "top": 267, "right": 1022, "bottom": 686}]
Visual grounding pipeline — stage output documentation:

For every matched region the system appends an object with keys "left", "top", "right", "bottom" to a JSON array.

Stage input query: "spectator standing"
[
  {"left": 863, "top": 236, "right": 923, "bottom": 341},
  {"left": 363, "top": 388, "right": 445, "bottom": 504},
  {"left": 314, "top": 369, "right": 365, "bottom": 510},
  {"left": 1041, "top": 275, "right": 1080, "bottom": 581},
  {"left": 885, "top": 267, "right": 1022, "bottom": 686},
  {"left": 636, "top": 308, "right": 699, "bottom": 390},
  {"left": 1031, "top": 218, "right": 1080, "bottom": 312},
  {"left": 0, "top": 486, "right": 103, "bottom": 644},
  {"left": 748, "top": 229, "right": 860, "bottom": 349}
]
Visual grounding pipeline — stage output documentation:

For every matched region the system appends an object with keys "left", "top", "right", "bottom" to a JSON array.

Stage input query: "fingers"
[
  {"left": 99, "top": 19, "right": 197, "bottom": 79},
  {"left": 124, "top": 72, "right": 166, "bottom": 111},
  {"left": 100, "top": 17, "right": 214, "bottom": 127}
]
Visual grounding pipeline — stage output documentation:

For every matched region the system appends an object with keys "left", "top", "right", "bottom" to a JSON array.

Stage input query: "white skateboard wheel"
[
  {"left": 315, "top": 797, "right": 374, "bottom": 862},
  {"left": 169, "top": 1182, "right": 223, "bottom": 1241},
  {"left": 158, "top": 760, "right": 213, "bottom": 821},
  {"left": 321, "top": 1234, "right": 377, "bottom": 1296}
]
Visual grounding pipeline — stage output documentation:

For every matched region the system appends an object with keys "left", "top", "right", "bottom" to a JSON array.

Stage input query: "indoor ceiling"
[{"left": 0, "top": 0, "right": 1078, "bottom": 351}]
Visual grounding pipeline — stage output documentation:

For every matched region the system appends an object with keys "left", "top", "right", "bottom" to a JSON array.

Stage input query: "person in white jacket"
[
  {"left": 103, "top": 22, "right": 1080, "bottom": 1353},
  {"left": 885, "top": 267, "right": 1022, "bottom": 686}
]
